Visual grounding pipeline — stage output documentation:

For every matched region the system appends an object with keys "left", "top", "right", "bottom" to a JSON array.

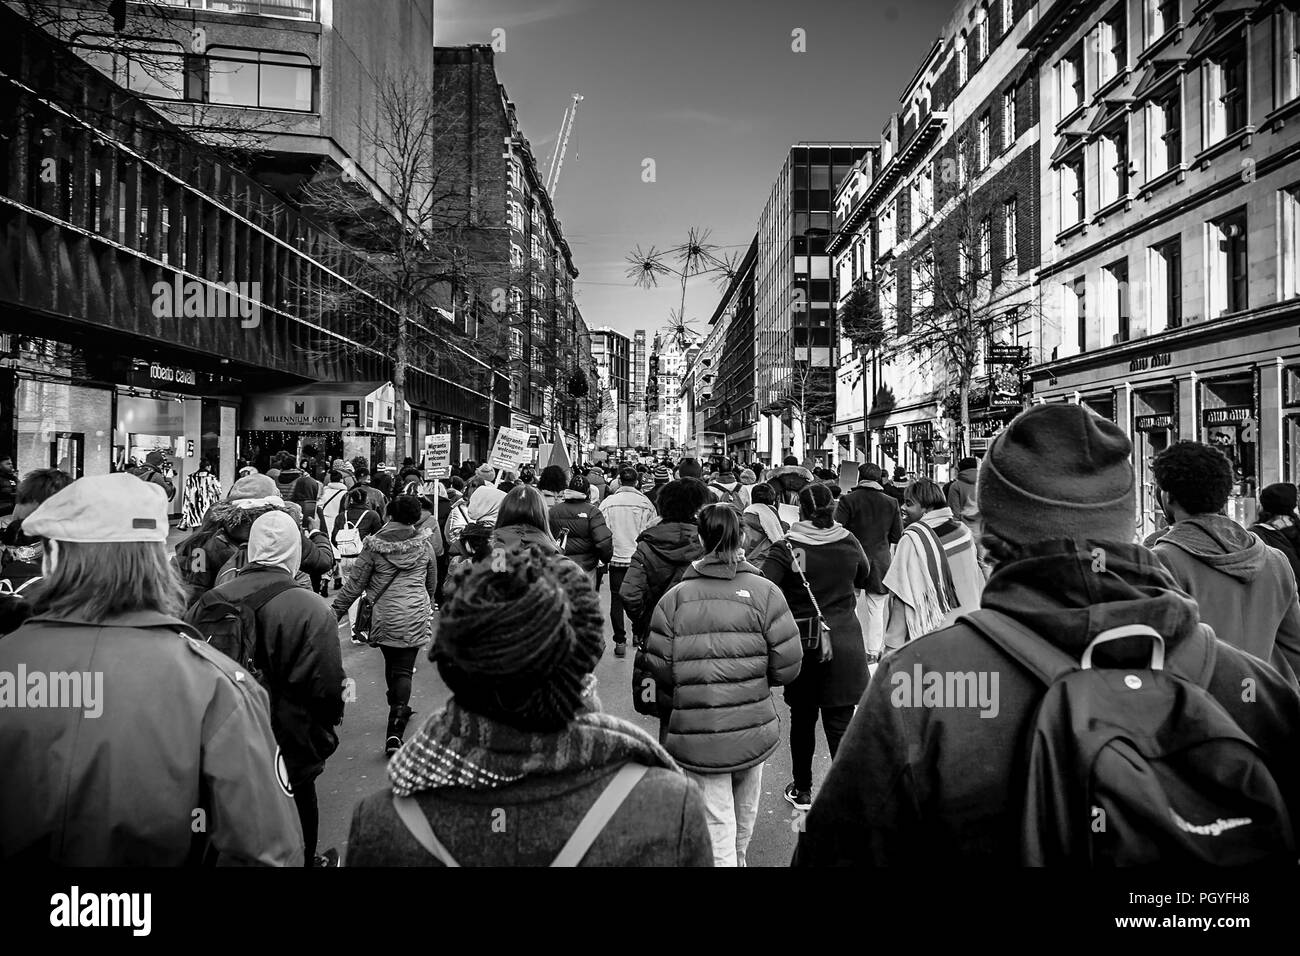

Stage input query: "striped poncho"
[
  {"left": 882, "top": 507, "right": 983, "bottom": 641},
  {"left": 179, "top": 470, "right": 223, "bottom": 530}
]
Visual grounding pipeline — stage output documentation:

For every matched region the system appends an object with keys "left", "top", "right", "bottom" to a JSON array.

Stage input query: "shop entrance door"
[{"left": 1136, "top": 425, "right": 1173, "bottom": 543}]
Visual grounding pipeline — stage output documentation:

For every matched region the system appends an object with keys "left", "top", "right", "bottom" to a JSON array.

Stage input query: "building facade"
[
  {"left": 590, "top": 327, "right": 631, "bottom": 448},
  {"left": 1025, "top": 0, "right": 1300, "bottom": 540}
]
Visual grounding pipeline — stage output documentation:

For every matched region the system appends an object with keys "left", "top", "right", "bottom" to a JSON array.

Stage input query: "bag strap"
[
  {"left": 238, "top": 576, "right": 301, "bottom": 613},
  {"left": 550, "top": 763, "right": 649, "bottom": 867},
  {"left": 13, "top": 576, "right": 41, "bottom": 595},
  {"left": 391, "top": 795, "right": 460, "bottom": 867},
  {"left": 784, "top": 541, "right": 826, "bottom": 621},
  {"left": 321, "top": 488, "right": 346, "bottom": 510},
  {"left": 959, "top": 608, "right": 1078, "bottom": 685}
]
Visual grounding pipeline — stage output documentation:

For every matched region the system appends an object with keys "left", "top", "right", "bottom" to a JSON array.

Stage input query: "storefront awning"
[{"left": 243, "top": 381, "right": 396, "bottom": 433}]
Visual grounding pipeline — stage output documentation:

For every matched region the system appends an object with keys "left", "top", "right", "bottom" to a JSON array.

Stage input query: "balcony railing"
[{"left": 147, "top": 0, "right": 319, "bottom": 22}]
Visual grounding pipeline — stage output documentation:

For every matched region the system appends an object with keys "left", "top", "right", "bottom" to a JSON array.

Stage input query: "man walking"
[
  {"left": 834, "top": 462, "right": 902, "bottom": 660},
  {"left": 599, "top": 465, "right": 658, "bottom": 656}
]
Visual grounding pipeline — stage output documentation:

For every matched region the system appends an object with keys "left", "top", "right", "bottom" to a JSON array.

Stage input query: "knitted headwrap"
[{"left": 434, "top": 546, "right": 605, "bottom": 731}]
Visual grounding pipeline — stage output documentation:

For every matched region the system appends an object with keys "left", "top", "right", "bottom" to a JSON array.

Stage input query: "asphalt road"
[{"left": 316, "top": 572, "right": 843, "bottom": 867}]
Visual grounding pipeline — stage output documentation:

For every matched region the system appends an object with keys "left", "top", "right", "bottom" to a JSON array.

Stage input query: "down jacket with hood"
[
  {"left": 331, "top": 523, "right": 437, "bottom": 649},
  {"left": 446, "top": 484, "right": 505, "bottom": 555},
  {"left": 644, "top": 555, "right": 803, "bottom": 773},
  {"left": 1152, "top": 514, "right": 1300, "bottom": 683},
  {"left": 620, "top": 521, "right": 705, "bottom": 643},
  {"left": 176, "top": 499, "right": 334, "bottom": 602},
  {"left": 549, "top": 490, "right": 614, "bottom": 572}
]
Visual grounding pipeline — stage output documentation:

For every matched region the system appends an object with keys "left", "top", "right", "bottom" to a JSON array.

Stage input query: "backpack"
[
  {"left": 214, "top": 543, "right": 249, "bottom": 587},
  {"left": 183, "top": 578, "right": 300, "bottom": 687},
  {"left": 0, "top": 576, "right": 41, "bottom": 597},
  {"left": 962, "top": 609, "right": 1295, "bottom": 866},
  {"left": 335, "top": 511, "right": 374, "bottom": 558},
  {"left": 710, "top": 482, "right": 742, "bottom": 511},
  {"left": 131, "top": 465, "right": 175, "bottom": 501}
]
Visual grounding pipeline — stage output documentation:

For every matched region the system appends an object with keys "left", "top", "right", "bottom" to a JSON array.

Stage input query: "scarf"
[
  {"left": 389, "top": 698, "right": 680, "bottom": 795},
  {"left": 785, "top": 520, "right": 852, "bottom": 546},
  {"left": 883, "top": 510, "right": 961, "bottom": 639},
  {"left": 743, "top": 503, "right": 786, "bottom": 545}
]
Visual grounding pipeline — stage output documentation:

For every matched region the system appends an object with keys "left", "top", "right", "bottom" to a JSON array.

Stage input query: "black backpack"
[
  {"left": 709, "top": 482, "right": 743, "bottom": 512},
  {"left": 963, "top": 609, "right": 1295, "bottom": 865},
  {"left": 184, "top": 579, "right": 300, "bottom": 687}
]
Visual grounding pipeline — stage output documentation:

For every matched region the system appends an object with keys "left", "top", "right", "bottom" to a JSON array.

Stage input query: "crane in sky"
[{"left": 545, "top": 93, "right": 583, "bottom": 199}]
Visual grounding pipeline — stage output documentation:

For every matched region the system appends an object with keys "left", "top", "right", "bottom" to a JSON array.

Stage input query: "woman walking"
[
  {"left": 180, "top": 459, "right": 222, "bottom": 531},
  {"left": 882, "top": 477, "right": 983, "bottom": 649},
  {"left": 741, "top": 482, "right": 788, "bottom": 568},
  {"left": 492, "top": 485, "right": 561, "bottom": 555},
  {"left": 760, "top": 482, "right": 871, "bottom": 812},
  {"left": 346, "top": 547, "right": 711, "bottom": 866},
  {"left": 331, "top": 486, "right": 384, "bottom": 632},
  {"left": 645, "top": 504, "right": 803, "bottom": 866},
  {"left": 332, "top": 495, "right": 437, "bottom": 756},
  {"left": 549, "top": 473, "right": 613, "bottom": 580}
]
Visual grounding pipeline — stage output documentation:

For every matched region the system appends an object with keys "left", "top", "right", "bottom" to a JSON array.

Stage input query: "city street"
[{"left": 318, "top": 573, "right": 833, "bottom": 867}]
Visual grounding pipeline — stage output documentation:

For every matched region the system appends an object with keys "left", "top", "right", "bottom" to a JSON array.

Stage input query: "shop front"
[
  {"left": 905, "top": 421, "right": 938, "bottom": 481},
  {"left": 241, "top": 382, "right": 397, "bottom": 473},
  {"left": 1199, "top": 371, "right": 1259, "bottom": 528},
  {"left": 874, "top": 424, "right": 899, "bottom": 474}
]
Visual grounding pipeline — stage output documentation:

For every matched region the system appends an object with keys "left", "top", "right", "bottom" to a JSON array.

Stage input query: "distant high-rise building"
[{"left": 591, "top": 328, "right": 631, "bottom": 447}]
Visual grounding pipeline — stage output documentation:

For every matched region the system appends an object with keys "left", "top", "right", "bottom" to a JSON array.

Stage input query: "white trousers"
[{"left": 684, "top": 763, "right": 764, "bottom": 867}]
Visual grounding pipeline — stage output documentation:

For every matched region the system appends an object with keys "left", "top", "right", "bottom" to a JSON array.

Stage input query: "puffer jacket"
[
  {"left": 176, "top": 499, "right": 334, "bottom": 602},
  {"left": 600, "top": 487, "right": 659, "bottom": 565},
  {"left": 331, "top": 523, "right": 437, "bottom": 648},
  {"left": 644, "top": 555, "right": 803, "bottom": 773},
  {"left": 549, "top": 491, "right": 614, "bottom": 572},
  {"left": 492, "top": 523, "right": 560, "bottom": 555},
  {"left": 620, "top": 522, "right": 705, "bottom": 643}
]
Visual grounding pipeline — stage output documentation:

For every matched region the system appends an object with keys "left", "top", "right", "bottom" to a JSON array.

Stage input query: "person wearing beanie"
[
  {"left": 1149, "top": 443, "right": 1300, "bottom": 683},
  {"left": 707, "top": 457, "right": 744, "bottom": 511},
  {"left": 645, "top": 503, "right": 803, "bottom": 866},
  {"left": 586, "top": 467, "right": 608, "bottom": 505},
  {"left": 738, "top": 468, "right": 757, "bottom": 506},
  {"left": 475, "top": 463, "right": 497, "bottom": 484},
  {"left": 834, "top": 461, "right": 903, "bottom": 659},
  {"left": 645, "top": 464, "right": 672, "bottom": 509},
  {"left": 795, "top": 404, "right": 1300, "bottom": 866},
  {"left": 186, "top": 510, "right": 344, "bottom": 867},
  {"left": 945, "top": 455, "right": 981, "bottom": 540},
  {"left": 345, "top": 548, "right": 712, "bottom": 867},
  {"left": 1, "top": 474, "right": 303, "bottom": 866},
  {"left": 1249, "top": 483, "right": 1300, "bottom": 585},
  {"left": 128, "top": 448, "right": 176, "bottom": 503},
  {"left": 675, "top": 457, "right": 704, "bottom": 481}
]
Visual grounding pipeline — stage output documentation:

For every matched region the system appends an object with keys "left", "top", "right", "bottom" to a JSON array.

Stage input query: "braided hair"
[{"left": 434, "top": 545, "right": 604, "bottom": 731}]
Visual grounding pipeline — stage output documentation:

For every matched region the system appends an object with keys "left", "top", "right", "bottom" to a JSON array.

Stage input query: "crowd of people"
[{"left": 3, "top": 407, "right": 1300, "bottom": 867}]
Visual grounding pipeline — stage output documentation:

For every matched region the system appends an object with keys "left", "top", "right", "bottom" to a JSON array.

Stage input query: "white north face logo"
[{"left": 736, "top": 589, "right": 750, "bottom": 598}]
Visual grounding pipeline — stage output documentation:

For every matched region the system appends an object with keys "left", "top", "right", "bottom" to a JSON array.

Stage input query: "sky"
[{"left": 435, "top": 0, "right": 957, "bottom": 341}]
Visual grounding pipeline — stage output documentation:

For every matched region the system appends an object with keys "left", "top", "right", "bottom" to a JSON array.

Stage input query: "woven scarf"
[
  {"left": 388, "top": 697, "right": 680, "bottom": 796},
  {"left": 884, "top": 517, "right": 960, "bottom": 638}
]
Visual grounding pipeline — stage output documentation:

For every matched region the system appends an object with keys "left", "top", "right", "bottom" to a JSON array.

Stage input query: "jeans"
[
  {"left": 856, "top": 590, "right": 889, "bottom": 656},
  {"left": 380, "top": 645, "right": 419, "bottom": 708},
  {"left": 685, "top": 764, "right": 764, "bottom": 867},
  {"left": 608, "top": 565, "right": 629, "bottom": 643},
  {"left": 789, "top": 704, "right": 855, "bottom": 792},
  {"left": 293, "top": 778, "right": 318, "bottom": 866}
]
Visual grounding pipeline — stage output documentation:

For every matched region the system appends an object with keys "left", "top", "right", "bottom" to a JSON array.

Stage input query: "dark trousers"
[
  {"left": 789, "top": 703, "right": 855, "bottom": 792},
  {"left": 380, "top": 645, "right": 419, "bottom": 708},
  {"left": 293, "top": 779, "right": 318, "bottom": 866},
  {"left": 608, "top": 565, "right": 629, "bottom": 643}
]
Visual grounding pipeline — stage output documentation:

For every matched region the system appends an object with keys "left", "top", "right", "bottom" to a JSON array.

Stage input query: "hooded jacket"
[
  {"left": 834, "top": 482, "right": 903, "bottom": 593},
  {"left": 600, "top": 486, "right": 659, "bottom": 565},
  {"left": 945, "top": 467, "right": 980, "bottom": 529},
  {"left": 316, "top": 480, "right": 350, "bottom": 532},
  {"left": 620, "top": 522, "right": 705, "bottom": 642},
  {"left": 741, "top": 504, "right": 787, "bottom": 569},
  {"left": 549, "top": 491, "right": 614, "bottom": 572},
  {"left": 793, "top": 541, "right": 1300, "bottom": 866},
  {"left": 645, "top": 555, "right": 803, "bottom": 773},
  {"left": 276, "top": 468, "right": 320, "bottom": 517},
  {"left": 1152, "top": 514, "right": 1300, "bottom": 682},
  {"left": 331, "top": 523, "right": 437, "bottom": 649},
  {"left": 761, "top": 522, "right": 871, "bottom": 708},
  {"left": 0, "top": 610, "right": 302, "bottom": 866}
]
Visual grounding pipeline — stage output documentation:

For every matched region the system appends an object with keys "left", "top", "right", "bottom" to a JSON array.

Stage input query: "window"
[
  {"left": 957, "top": 135, "right": 969, "bottom": 186},
  {"left": 1147, "top": 86, "right": 1181, "bottom": 177},
  {"left": 1104, "top": 259, "right": 1130, "bottom": 343},
  {"left": 1059, "top": 43, "right": 1085, "bottom": 117},
  {"left": 1003, "top": 197, "right": 1018, "bottom": 270},
  {"left": 1281, "top": 185, "right": 1300, "bottom": 300},
  {"left": 1097, "top": 7, "right": 1127, "bottom": 86},
  {"left": 913, "top": 249, "right": 934, "bottom": 313},
  {"left": 530, "top": 235, "right": 541, "bottom": 262},
  {"left": 978, "top": 217, "right": 992, "bottom": 277},
  {"left": 1207, "top": 210, "right": 1247, "bottom": 316},
  {"left": 1278, "top": 9, "right": 1300, "bottom": 106},
  {"left": 1099, "top": 121, "right": 1130, "bottom": 205},
  {"left": 509, "top": 287, "right": 524, "bottom": 315},
  {"left": 508, "top": 160, "right": 522, "bottom": 191},
  {"left": 878, "top": 203, "right": 896, "bottom": 254},
  {"left": 1203, "top": 34, "right": 1248, "bottom": 146},
  {"left": 509, "top": 328, "right": 524, "bottom": 359},
  {"left": 976, "top": 7, "right": 989, "bottom": 63},
  {"left": 1149, "top": 237, "right": 1182, "bottom": 330},
  {"left": 1146, "top": 0, "right": 1178, "bottom": 47},
  {"left": 978, "top": 112, "right": 991, "bottom": 169},
  {"left": 1002, "top": 0, "right": 1014, "bottom": 35},
  {"left": 1003, "top": 86, "right": 1018, "bottom": 150},
  {"left": 207, "top": 48, "right": 313, "bottom": 111},
  {"left": 1074, "top": 276, "right": 1088, "bottom": 351},
  {"left": 957, "top": 33, "right": 968, "bottom": 86},
  {"left": 1059, "top": 152, "right": 1086, "bottom": 225},
  {"left": 510, "top": 243, "right": 524, "bottom": 269},
  {"left": 76, "top": 37, "right": 188, "bottom": 100}
]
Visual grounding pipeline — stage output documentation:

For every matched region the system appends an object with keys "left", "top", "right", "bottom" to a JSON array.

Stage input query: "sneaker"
[
  {"left": 385, "top": 735, "right": 402, "bottom": 757},
  {"left": 614, "top": 641, "right": 627, "bottom": 658},
  {"left": 312, "top": 848, "right": 340, "bottom": 867},
  {"left": 783, "top": 782, "right": 812, "bottom": 812}
]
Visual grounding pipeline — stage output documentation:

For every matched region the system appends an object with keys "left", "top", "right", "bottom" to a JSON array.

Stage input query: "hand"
[{"left": 819, "top": 629, "right": 834, "bottom": 664}]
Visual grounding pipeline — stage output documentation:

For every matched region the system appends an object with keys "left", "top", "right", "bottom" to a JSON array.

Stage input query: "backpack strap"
[
  {"left": 242, "top": 577, "right": 302, "bottom": 612},
  {"left": 959, "top": 608, "right": 1078, "bottom": 686},
  {"left": 391, "top": 795, "right": 460, "bottom": 867},
  {"left": 550, "top": 762, "right": 649, "bottom": 867}
]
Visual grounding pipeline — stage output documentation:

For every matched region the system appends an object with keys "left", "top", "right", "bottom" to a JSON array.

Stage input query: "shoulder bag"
[{"left": 785, "top": 542, "right": 833, "bottom": 663}]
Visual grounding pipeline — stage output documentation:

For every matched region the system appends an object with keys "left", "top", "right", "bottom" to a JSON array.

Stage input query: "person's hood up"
[
  {"left": 493, "top": 523, "right": 559, "bottom": 554},
  {"left": 685, "top": 553, "right": 762, "bottom": 580},
  {"left": 636, "top": 521, "right": 703, "bottom": 563},
  {"left": 561, "top": 489, "right": 589, "bottom": 502},
  {"left": 715, "top": 474, "right": 738, "bottom": 487},
  {"left": 210, "top": 498, "right": 289, "bottom": 543},
  {"left": 769, "top": 464, "right": 814, "bottom": 481},
  {"left": 246, "top": 510, "right": 302, "bottom": 577},
  {"left": 982, "top": 540, "right": 1215, "bottom": 681},
  {"left": 786, "top": 520, "right": 851, "bottom": 546},
  {"left": 744, "top": 503, "right": 786, "bottom": 544},
  {"left": 1157, "top": 514, "right": 1268, "bottom": 582},
  {"left": 467, "top": 484, "right": 506, "bottom": 522},
  {"left": 956, "top": 467, "right": 978, "bottom": 484},
  {"left": 367, "top": 523, "right": 433, "bottom": 569}
]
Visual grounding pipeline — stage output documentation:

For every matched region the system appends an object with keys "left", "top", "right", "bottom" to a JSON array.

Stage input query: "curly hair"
[
  {"left": 1151, "top": 441, "right": 1234, "bottom": 516},
  {"left": 655, "top": 477, "right": 712, "bottom": 523},
  {"left": 434, "top": 546, "right": 604, "bottom": 731}
]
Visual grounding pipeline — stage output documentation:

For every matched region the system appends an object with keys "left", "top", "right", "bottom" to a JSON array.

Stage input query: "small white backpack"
[{"left": 335, "top": 511, "right": 374, "bottom": 558}]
